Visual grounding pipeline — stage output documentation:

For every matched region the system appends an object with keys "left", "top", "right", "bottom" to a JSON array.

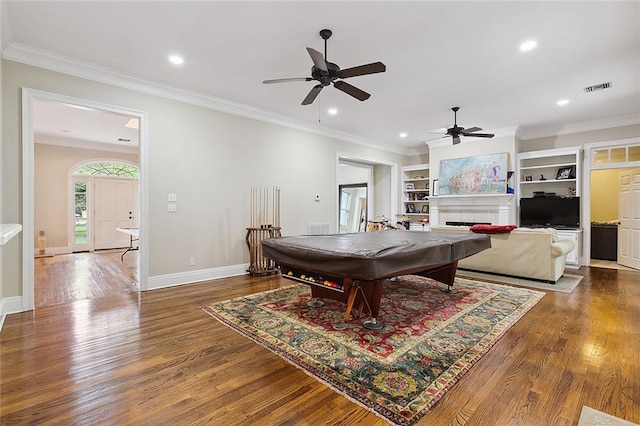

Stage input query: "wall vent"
[
  {"left": 308, "top": 222, "right": 330, "bottom": 235},
  {"left": 584, "top": 81, "right": 611, "bottom": 93}
]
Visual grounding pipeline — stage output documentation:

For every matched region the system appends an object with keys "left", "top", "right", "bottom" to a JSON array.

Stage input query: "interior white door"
[
  {"left": 617, "top": 168, "right": 640, "bottom": 270},
  {"left": 94, "top": 177, "right": 138, "bottom": 250}
]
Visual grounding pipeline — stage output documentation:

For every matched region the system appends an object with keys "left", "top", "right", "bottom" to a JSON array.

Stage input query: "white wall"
[{"left": 1, "top": 60, "right": 408, "bottom": 299}]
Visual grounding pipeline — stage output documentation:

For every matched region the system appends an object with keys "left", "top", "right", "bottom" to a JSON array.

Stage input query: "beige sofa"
[{"left": 431, "top": 225, "right": 575, "bottom": 283}]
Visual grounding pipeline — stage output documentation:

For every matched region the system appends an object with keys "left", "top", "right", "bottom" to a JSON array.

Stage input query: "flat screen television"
[{"left": 520, "top": 196, "right": 580, "bottom": 229}]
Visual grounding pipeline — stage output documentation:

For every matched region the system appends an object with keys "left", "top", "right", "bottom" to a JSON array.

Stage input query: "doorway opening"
[
  {"left": 70, "top": 161, "right": 140, "bottom": 253},
  {"left": 23, "top": 88, "right": 149, "bottom": 311},
  {"left": 585, "top": 138, "right": 640, "bottom": 271},
  {"left": 339, "top": 183, "right": 368, "bottom": 233}
]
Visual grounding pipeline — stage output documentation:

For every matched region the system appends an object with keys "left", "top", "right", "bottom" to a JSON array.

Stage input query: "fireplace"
[{"left": 429, "top": 194, "right": 516, "bottom": 227}]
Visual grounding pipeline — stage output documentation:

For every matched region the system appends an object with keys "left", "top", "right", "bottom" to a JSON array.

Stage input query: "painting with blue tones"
[{"left": 439, "top": 153, "right": 509, "bottom": 195}]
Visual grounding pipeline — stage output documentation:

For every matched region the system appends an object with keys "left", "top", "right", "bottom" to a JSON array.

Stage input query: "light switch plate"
[
  {"left": 168, "top": 193, "right": 177, "bottom": 202},
  {"left": 168, "top": 203, "right": 177, "bottom": 212}
]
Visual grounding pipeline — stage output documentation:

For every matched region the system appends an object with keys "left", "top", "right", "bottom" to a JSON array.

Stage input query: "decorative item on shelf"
[
  {"left": 405, "top": 183, "right": 415, "bottom": 190},
  {"left": 533, "top": 191, "right": 545, "bottom": 197},
  {"left": 568, "top": 186, "right": 576, "bottom": 196},
  {"left": 414, "top": 175, "right": 424, "bottom": 179},
  {"left": 506, "top": 171, "right": 515, "bottom": 194},
  {"left": 409, "top": 192, "right": 415, "bottom": 201},
  {"left": 422, "top": 205, "right": 429, "bottom": 213},
  {"left": 417, "top": 192, "right": 427, "bottom": 200},
  {"left": 406, "top": 203, "right": 415, "bottom": 214},
  {"left": 539, "top": 174, "right": 546, "bottom": 181},
  {"left": 525, "top": 175, "right": 533, "bottom": 182},
  {"left": 556, "top": 166, "right": 574, "bottom": 180}
]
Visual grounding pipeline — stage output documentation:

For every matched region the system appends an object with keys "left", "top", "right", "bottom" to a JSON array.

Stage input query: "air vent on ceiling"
[{"left": 584, "top": 82, "right": 611, "bottom": 93}]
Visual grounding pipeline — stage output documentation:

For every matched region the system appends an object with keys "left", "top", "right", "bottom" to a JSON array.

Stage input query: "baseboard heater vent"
[{"left": 308, "top": 222, "right": 331, "bottom": 235}]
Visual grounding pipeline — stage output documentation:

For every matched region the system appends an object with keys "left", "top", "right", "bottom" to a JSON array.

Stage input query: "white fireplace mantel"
[{"left": 429, "top": 194, "right": 515, "bottom": 226}]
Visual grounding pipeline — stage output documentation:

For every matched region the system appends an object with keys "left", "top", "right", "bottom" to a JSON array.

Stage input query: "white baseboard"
[
  {"left": 147, "top": 263, "right": 250, "bottom": 290},
  {"left": 0, "top": 296, "right": 25, "bottom": 332}
]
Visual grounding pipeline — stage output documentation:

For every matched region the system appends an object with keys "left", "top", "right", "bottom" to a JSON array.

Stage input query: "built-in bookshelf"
[{"left": 401, "top": 164, "right": 430, "bottom": 230}]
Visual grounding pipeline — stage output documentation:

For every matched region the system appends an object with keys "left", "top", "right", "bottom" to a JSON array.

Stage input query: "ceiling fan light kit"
[
  {"left": 427, "top": 107, "right": 496, "bottom": 145},
  {"left": 263, "top": 29, "right": 386, "bottom": 105}
]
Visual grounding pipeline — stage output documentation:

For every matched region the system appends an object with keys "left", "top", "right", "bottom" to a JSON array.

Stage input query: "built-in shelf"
[
  {"left": 1, "top": 224, "right": 22, "bottom": 246},
  {"left": 401, "top": 164, "right": 430, "bottom": 227}
]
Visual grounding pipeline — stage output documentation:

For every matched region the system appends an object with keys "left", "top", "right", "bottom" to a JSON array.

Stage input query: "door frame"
[
  {"left": 583, "top": 137, "right": 640, "bottom": 265},
  {"left": 336, "top": 152, "right": 398, "bottom": 231},
  {"left": 22, "top": 88, "right": 149, "bottom": 311}
]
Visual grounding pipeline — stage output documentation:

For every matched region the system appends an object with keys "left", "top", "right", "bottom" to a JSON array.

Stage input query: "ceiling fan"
[
  {"left": 262, "top": 29, "right": 386, "bottom": 105},
  {"left": 428, "top": 107, "right": 495, "bottom": 145}
]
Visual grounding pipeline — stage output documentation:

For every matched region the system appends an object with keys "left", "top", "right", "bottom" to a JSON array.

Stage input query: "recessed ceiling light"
[
  {"left": 168, "top": 55, "right": 184, "bottom": 65},
  {"left": 327, "top": 108, "right": 338, "bottom": 115},
  {"left": 519, "top": 40, "right": 537, "bottom": 51},
  {"left": 556, "top": 99, "right": 570, "bottom": 106},
  {"left": 399, "top": 132, "right": 408, "bottom": 138}
]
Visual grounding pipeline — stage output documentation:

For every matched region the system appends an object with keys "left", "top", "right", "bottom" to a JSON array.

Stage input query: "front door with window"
[
  {"left": 94, "top": 177, "right": 138, "bottom": 250},
  {"left": 71, "top": 161, "right": 139, "bottom": 252}
]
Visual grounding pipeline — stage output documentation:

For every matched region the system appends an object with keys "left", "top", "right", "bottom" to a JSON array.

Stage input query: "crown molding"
[
  {"left": 518, "top": 114, "right": 640, "bottom": 140},
  {"left": 3, "top": 42, "right": 413, "bottom": 157}
]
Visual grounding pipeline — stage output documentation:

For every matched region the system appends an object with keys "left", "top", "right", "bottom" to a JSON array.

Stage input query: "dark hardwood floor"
[{"left": 2, "top": 256, "right": 639, "bottom": 425}]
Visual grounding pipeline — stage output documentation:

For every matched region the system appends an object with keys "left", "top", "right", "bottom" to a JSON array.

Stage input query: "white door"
[
  {"left": 617, "top": 168, "right": 640, "bottom": 270},
  {"left": 94, "top": 177, "right": 138, "bottom": 250}
]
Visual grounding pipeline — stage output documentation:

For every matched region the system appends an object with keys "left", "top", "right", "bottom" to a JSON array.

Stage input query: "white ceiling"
[
  {"left": 33, "top": 100, "right": 139, "bottom": 152},
  {"left": 3, "top": 1, "right": 639, "bottom": 155}
]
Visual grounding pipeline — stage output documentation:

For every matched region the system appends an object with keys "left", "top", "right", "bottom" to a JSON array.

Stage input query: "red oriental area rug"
[{"left": 203, "top": 276, "right": 544, "bottom": 425}]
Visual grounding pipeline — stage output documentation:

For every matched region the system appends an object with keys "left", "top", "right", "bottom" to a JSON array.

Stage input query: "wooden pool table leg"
[
  {"left": 362, "top": 280, "right": 385, "bottom": 330},
  {"left": 420, "top": 261, "right": 459, "bottom": 293}
]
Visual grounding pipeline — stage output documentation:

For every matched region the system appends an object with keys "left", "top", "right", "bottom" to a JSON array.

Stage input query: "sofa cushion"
[{"left": 516, "top": 227, "right": 560, "bottom": 242}]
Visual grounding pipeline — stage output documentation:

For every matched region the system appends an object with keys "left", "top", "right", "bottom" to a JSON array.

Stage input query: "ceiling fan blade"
[
  {"left": 452, "top": 135, "right": 461, "bottom": 145},
  {"left": 263, "top": 77, "right": 313, "bottom": 84},
  {"left": 336, "top": 62, "right": 386, "bottom": 79},
  {"left": 463, "top": 127, "right": 482, "bottom": 133},
  {"left": 333, "top": 81, "right": 370, "bottom": 101},
  {"left": 301, "top": 84, "right": 323, "bottom": 105},
  {"left": 463, "top": 132, "right": 495, "bottom": 138},
  {"left": 306, "top": 47, "right": 328, "bottom": 72},
  {"left": 424, "top": 135, "right": 448, "bottom": 142}
]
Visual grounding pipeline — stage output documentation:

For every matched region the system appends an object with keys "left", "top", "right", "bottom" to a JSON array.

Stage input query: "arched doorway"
[{"left": 70, "top": 161, "right": 140, "bottom": 253}]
